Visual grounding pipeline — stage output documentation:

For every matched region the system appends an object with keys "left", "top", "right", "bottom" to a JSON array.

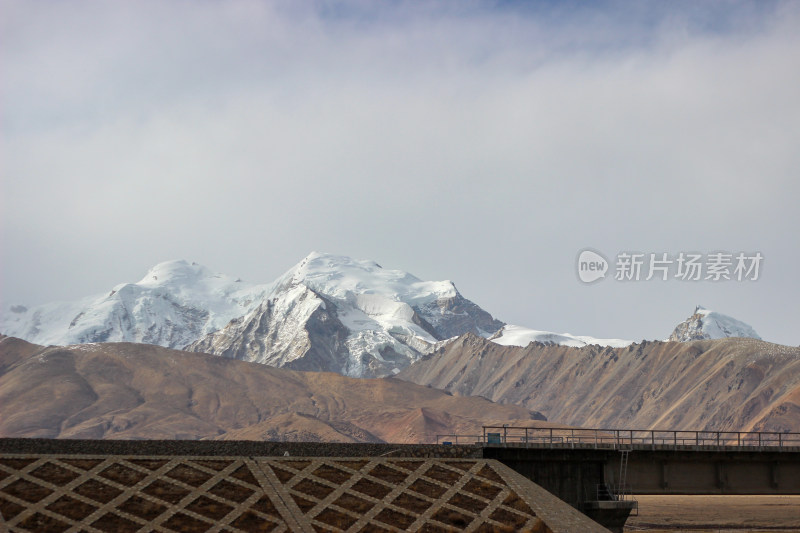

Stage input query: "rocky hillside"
[
  {"left": 397, "top": 334, "right": 800, "bottom": 432},
  {"left": 0, "top": 335, "right": 545, "bottom": 443}
]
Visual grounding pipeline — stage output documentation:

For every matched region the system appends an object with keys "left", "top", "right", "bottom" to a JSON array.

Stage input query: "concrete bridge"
[
  {"left": 2, "top": 429, "right": 799, "bottom": 532},
  {"left": 465, "top": 426, "right": 800, "bottom": 532}
]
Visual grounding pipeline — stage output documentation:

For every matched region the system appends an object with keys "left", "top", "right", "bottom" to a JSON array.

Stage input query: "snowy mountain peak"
[
  {"left": 131, "top": 260, "right": 257, "bottom": 302},
  {"left": 138, "top": 260, "right": 216, "bottom": 286},
  {"left": 278, "top": 252, "right": 457, "bottom": 304},
  {"left": 669, "top": 306, "right": 761, "bottom": 342},
  {"left": 187, "top": 252, "right": 503, "bottom": 377},
  {"left": 0, "top": 261, "right": 268, "bottom": 348}
]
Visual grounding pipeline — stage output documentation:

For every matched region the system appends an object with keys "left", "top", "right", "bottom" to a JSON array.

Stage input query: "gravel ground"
[{"left": 625, "top": 494, "right": 800, "bottom": 532}]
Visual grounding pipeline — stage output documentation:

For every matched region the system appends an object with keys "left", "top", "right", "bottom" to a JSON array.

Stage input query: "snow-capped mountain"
[
  {"left": 1, "top": 253, "right": 504, "bottom": 378},
  {"left": 668, "top": 305, "right": 761, "bottom": 342},
  {"left": 5, "top": 254, "right": 762, "bottom": 379},
  {"left": 489, "top": 306, "right": 761, "bottom": 348},
  {"left": 489, "top": 325, "right": 632, "bottom": 348},
  {"left": 187, "top": 252, "right": 505, "bottom": 377},
  {"left": 0, "top": 261, "right": 268, "bottom": 348}
]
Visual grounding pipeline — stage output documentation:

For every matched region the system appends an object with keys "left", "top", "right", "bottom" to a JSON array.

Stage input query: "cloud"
[{"left": 2, "top": 0, "right": 799, "bottom": 345}]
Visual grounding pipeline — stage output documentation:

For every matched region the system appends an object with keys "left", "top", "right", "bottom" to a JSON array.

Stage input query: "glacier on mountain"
[
  {"left": 489, "top": 324, "right": 633, "bottom": 348},
  {"left": 0, "top": 260, "right": 268, "bottom": 348}
]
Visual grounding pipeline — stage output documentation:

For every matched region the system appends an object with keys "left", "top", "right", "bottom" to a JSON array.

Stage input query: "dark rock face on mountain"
[
  {"left": 414, "top": 293, "right": 505, "bottom": 339},
  {"left": 397, "top": 334, "right": 800, "bottom": 433},
  {"left": 187, "top": 253, "right": 505, "bottom": 377},
  {"left": 0, "top": 336, "right": 546, "bottom": 442},
  {"left": 188, "top": 286, "right": 355, "bottom": 373}
]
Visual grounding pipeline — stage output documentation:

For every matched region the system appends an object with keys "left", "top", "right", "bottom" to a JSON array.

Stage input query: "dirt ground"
[{"left": 624, "top": 495, "right": 800, "bottom": 532}]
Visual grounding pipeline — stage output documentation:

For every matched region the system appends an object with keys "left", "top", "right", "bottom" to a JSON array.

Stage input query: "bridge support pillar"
[
  {"left": 772, "top": 461, "right": 779, "bottom": 488},
  {"left": 583, "top": 501, "right": 638, "bottom": 533}
]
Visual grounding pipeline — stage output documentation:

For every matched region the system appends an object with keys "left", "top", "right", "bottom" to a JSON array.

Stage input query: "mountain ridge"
[
  {"left": 0, "top": 335, "right": 547, "bottom": 442},
  {"left": 1, "top": 254, "right": 767, "bottom": 379},
  {"left": 397, "top": 333, "right": 800, "bottom": 433},
  {"left": 0, "top": 259, "right": 268, "bottom": 348},
  {"left": 1, "top": 253, "right": 506, "bottom": 378}
]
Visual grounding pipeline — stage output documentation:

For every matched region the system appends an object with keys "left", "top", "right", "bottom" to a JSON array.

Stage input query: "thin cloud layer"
[{"left": 2, "top": 1, "right": 799, "bottom": 345}]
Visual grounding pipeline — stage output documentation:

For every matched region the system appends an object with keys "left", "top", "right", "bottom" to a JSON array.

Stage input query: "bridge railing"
[
  {"left": 434, "top": 434, "right": 482, "bottom": 445},
  {"left": 460, "top": 426, "right": 800, "bottom": 450}
]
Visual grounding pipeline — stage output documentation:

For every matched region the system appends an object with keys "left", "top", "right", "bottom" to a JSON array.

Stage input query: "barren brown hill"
[
  {"left": 0, "top": 335, "right": 546, "bottom": 443},
  {"left": 396, "top": 334, "right": 800, "bottom": 432}
]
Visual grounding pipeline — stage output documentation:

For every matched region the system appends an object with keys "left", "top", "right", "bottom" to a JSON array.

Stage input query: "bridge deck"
[
  {"left": 483, "top": 442, "right": 800, "bottom": 452},
  {"left": 436, "top": 426, "right": 800, "bottom": 452}
]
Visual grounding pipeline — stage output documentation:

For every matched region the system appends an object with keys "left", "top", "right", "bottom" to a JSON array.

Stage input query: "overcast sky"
[{"left": 2, "top": 0, "right": 798, "bottom": 346}]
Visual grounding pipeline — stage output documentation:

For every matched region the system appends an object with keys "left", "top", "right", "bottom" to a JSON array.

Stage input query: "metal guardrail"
[
  {"left": 436, "top": 426, "right": 800, "bottom": 450},
  {"left": 435, "top": 435, "right": 482, "bottom": 445}
]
